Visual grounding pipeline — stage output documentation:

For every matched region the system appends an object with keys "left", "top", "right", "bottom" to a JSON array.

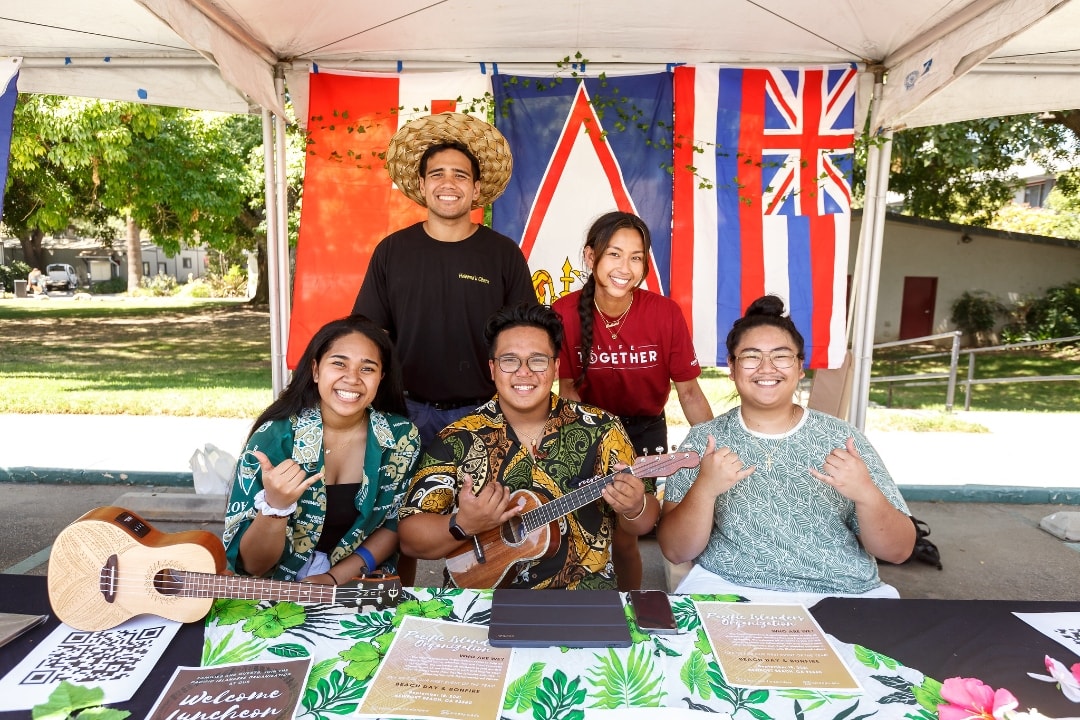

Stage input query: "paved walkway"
[{"left": 2, "top": 411, "right": 1079, "bottom": 502}]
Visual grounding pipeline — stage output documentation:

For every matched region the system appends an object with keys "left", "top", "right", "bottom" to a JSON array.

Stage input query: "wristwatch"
[{"left": 448, "top": 512, "right": 470, "bottom": 541}]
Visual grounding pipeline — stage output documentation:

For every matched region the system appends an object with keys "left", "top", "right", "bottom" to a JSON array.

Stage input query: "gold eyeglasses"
[
  {"left": 495, "top": 355, "right": 553, "bottom": 373},
  {"left": 734, "top": 350, "right": 799, "bottom": 370}
]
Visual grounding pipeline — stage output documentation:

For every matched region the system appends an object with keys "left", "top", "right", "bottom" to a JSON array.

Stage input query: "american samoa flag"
[
  {"left": 0, "top": 58, "right": 20, "bottom": 222},
  {"left": 672, "top": 65, "right": 856, "bottom": 369},
  {"left": 491, "top": 72, "right": 673, "bottom": 305}
]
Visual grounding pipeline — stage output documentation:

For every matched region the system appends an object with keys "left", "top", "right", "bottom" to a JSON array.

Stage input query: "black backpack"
[{"left": 905, "top": 516, "right": 942, "bottom": 570}]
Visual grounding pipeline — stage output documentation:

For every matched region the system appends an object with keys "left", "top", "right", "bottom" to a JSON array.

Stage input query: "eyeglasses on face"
[
  {"left": 495, "top": 354, "right": 553, "bottom": 373},
  {"left": 734, "top": 350, "right": 799, "bottom": 370}
]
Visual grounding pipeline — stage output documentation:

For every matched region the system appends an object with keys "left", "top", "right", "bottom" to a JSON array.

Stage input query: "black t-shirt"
[{"left": 353, "top": 222, "right": 536, "bottom": 403}]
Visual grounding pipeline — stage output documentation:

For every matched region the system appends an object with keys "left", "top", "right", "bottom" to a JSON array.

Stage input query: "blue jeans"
[{"left": 405, "top": 398, "right": 483, "bottom": 451}]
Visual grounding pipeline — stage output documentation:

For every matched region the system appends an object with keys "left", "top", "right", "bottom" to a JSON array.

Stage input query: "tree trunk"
[
  {"left": 126, "top": 217, "right": 143, "bottom": 293},
  {"left": 1049, "top": 110, "right": 1080, "bottom": 141},
  {"left": 250, "top": 236, "right": 270, "bottom": 305},
  {"left": 20, "top": 230, "right": 45, "bottom": 270}
]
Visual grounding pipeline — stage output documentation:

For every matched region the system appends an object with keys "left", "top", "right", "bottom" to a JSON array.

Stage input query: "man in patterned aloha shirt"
[{"left": 397, "top": 303, "right": 660, "bottom": 589}]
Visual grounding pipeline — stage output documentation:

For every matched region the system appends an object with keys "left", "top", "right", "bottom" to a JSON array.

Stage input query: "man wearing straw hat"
[{"left": 354, "top": 112, "right": 536, "bottom": 447}]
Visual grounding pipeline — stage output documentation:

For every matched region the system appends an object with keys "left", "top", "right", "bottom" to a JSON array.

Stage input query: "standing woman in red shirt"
[{"left": 551, "top": 210, "right": 714, "bottom": 590}]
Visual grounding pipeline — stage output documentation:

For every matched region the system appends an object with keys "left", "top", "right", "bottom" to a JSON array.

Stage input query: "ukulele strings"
[
  {"left": 97, "top": 569, "right": 391, "bottom": 600},
  {"left": 520, "top": 451, "right": 697, "bottom": 526}
]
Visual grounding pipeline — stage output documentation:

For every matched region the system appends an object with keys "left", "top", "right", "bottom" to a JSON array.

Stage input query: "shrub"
[
  {"left": 89, "top": 277, "right": 127, "bottom": 294},
  {"left": 132, "top": 272, "right": 180, "bottom": 297},
  {"left": 0, "top": 260, "right": 32, "bottom": 292},
  {"left": 1003, "top": 280, "right": 1080, "bottom": 343},
  {"left": 202, "top": 265, "right": 248, "bottom": 298},
  {"left": 178, "top": 279, "right": 213, "bottom": 298},
  {"left": 950, "top": 290, "right": 1006, "bottom": 346}
]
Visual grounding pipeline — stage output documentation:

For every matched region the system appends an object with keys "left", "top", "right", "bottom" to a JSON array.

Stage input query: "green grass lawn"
[
  {"left": 0, "top": 298, "right": 273, "bottom": 417},
  {"left": 1, "top": 298, "right": 1076, "bottom": 428},
  {"left": 868, "top": 345, "right": 1080, "bottom": 413}
]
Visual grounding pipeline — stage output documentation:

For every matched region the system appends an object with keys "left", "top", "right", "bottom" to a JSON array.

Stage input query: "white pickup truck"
[{"left": 45, "top": 263, "right": 80, "bottom": 292}]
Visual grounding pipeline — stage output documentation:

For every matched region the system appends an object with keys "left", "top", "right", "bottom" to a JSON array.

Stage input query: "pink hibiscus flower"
[{"left": 939, "top": 677, "right": 1020, "bottom": 720}]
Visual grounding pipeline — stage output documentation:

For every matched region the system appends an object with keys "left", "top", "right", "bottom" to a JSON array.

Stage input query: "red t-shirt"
[{"left": 552, "top": 289, "right": 702, "bottom": 417}]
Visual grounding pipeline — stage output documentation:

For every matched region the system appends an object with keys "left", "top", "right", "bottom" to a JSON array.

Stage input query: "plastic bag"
[{"left": 189, "top": 443, "right": 236, "bottom": 495}]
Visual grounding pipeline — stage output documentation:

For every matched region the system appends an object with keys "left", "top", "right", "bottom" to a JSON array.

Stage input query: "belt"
[{"left": 405, "top": 393, "right": 487, "bottom": 411}]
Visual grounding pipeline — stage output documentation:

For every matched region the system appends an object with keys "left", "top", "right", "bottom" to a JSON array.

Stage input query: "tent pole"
[
  {"left": 848, "top": 71, "right": 894, "bottom": 429},
  {"left": 272, "top": 67, "right": 291, "bottom": 393},
  {"left": 261, "top": 105, "right": 285, "bottom": 397},
  {"left": 853, "top": 129, "right": 893, "bottom": 429}
]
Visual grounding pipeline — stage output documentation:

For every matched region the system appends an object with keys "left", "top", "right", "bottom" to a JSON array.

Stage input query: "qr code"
[
  {"left": 1054, "top": 627, "right": 1080, "bottom": 646},
  {"left": 19, "top": 625, "right": 169, "bottom": 685}
]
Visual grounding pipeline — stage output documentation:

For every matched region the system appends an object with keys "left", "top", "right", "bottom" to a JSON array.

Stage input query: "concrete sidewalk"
[{"left": 1, "top": 411, "right": 1079, "bottom": 503}]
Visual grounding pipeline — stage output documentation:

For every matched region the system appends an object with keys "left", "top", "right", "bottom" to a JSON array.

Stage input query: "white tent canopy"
[
  {"left": 5, "top": 0, "right": 1080, "bottom": 417},
  {"left": 8, "top": 0, "right": 1080, "bottom": 126}
]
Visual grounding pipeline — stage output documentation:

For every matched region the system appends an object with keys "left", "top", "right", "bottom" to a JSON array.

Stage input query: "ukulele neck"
[{"left": 169, "top": 570, "right": 338, "bottom": 604}]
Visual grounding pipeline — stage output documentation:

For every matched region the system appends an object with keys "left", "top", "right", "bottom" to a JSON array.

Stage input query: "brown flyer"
[
  {"left": 358, "top": 615, "right": 513, "bottom": 720},
  {"left": 145, "top": 658, "right": 312, "bottom": 720},
  {"left": 695, "top": 602, "right": 863, "bottom": 691}
]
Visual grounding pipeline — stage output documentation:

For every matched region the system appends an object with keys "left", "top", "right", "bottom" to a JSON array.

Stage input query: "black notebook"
[{"left": 487, "top": 589, "right": 632, "bottom": 648}]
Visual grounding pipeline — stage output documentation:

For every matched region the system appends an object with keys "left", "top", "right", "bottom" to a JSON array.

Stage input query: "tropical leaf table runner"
[{"left": 201, "top": 587, "right": 941, "bottom": 719}]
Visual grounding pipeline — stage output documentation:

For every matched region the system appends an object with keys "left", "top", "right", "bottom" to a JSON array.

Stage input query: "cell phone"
[{"left": 628, "top": 590, "right": 678, "bottom": 634}]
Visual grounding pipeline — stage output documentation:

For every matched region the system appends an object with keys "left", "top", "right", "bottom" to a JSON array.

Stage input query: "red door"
[{"left": 899, "top": 276, "right": 937, "bottom": 340}]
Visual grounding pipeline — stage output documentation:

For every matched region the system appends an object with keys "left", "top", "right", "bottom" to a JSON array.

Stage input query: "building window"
[
  {"left": 182, "top": 257, "right": 192, "bottom": 269},
  {"left": 1024, "top": 180, "right": 1054, "bottom": 208},
  {"left": 142, "top": 262, "right": 151, "bottom": 275},
  {"left": 158, "top": 262, "right": 167, "bottom": 275}
]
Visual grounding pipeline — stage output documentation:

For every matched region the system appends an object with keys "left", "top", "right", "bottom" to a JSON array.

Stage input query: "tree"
[
  {"left": 2, "top": 95, "right": 283, "bottom": 294},
  {"left": 982, "top": 189, "right": 1080, "bottom": 240},
  {"left": 856, "top": 112, "right": 1080, "bottom": 225},
  {"left": 3, "top": 95, "right": 100, "bottom": 270}
]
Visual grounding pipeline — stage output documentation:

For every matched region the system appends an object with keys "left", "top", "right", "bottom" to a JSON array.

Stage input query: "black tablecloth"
[
  {"left": 0, "top": 574, "right": 203, "bottom": 720},
  {"left": 813, "top": 597, "right": 1080, "bottom": 717},
  {"left": 2, "top": 574, "right": 1079, "bottom": 719}
]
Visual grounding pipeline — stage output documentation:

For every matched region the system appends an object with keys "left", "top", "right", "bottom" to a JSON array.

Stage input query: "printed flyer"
[
  {"left": 358, "top": 615, "right": 513, "bottom": 720},
  {"left": 145, "top": 658, "right": 311, "bottom": 720},
  {"left": 695, "top": 602, "right": 862, "bottom": 691}
]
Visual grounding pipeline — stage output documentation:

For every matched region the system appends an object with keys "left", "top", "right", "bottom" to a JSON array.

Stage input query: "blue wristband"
[{"left": 356, "top": 546, "right": 376, "bottom": 574}]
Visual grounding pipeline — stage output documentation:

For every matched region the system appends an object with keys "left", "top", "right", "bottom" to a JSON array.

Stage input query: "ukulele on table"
[
  {"left": 446, "top": 451, "right": 699, "bottom": 588},
  {"left": 47, "top": 506, "right": 401, "bottom": 632}
]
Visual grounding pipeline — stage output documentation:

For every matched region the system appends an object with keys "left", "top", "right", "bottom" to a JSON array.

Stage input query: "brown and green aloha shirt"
[{"left": 399, "top": 394, "right": 634, "bottom": 589}]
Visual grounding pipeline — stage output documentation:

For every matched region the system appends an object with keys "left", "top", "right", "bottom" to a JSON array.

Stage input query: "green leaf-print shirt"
[
  {"left": 665, "top": 407, "right": 910, "bottom": 594},
  {"left": 223, "top": 406, "right": 420, "bottom": 581}
]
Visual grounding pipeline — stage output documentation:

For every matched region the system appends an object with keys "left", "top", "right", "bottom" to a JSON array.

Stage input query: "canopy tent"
[{"left": 4, "top": 0, "right": 1080, "bottom": 424}]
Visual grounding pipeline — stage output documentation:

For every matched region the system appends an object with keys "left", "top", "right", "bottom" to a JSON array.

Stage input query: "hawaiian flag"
[
  {"left": 286, "top": 70, "right": 491, "bottom": 367},
  {"left": 491, "top": 73, "right": 673, "bottom": 304},
  {"left": 672, "top": 65, "right": 855, "bottom": 369}
]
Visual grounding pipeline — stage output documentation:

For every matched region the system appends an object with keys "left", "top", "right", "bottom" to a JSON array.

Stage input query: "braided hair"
[{"left": 574, "top": 211, "right": 653, "bottom": 391}]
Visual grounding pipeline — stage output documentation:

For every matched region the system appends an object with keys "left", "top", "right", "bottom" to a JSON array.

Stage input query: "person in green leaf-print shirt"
[
  {"left": 223, "top": 315, "right": 420, "bottom": 585},
  {"left": 658, "top": 295, "right": 915, "bottom": 601}
]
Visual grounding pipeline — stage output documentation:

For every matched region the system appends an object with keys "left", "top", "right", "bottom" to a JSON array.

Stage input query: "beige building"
[{"left": 851, "top": 212, "right": 1080, "bottom": 344}]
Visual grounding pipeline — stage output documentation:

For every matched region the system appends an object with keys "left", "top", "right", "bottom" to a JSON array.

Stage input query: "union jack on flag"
[
  {"left": 672, "top": 65, "right": 857, "bottom": 369},
  {"left": 759, "top": 68, "right": 856, "bottom": 217}
]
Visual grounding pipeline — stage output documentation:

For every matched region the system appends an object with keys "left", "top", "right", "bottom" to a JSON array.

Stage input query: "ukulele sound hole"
[
  {"left": 503, "top": 517, "right": 525, "bottom": 546},
  {"left": 153, "top": 569, "right": 184, "bottom": 597}
]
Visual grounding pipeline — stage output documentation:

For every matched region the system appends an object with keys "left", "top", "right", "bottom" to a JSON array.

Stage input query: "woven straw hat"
[{"left": 385, "top": 112, "right": 513, "bottom": 208}]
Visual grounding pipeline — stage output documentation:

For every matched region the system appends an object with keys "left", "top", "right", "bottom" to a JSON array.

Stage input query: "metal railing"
[
  {"left": 870, "top": 333, "right": 1080, "bottom": 411},
  {"left": 871, "top": 331, "right": 962, "bottom": 410}
]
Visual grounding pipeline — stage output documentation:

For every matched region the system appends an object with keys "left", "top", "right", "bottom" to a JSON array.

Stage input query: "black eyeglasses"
[
  {"left": 734, "top": 350, "right": 799, "bottom": 370},
  {"left": 495, "top": 355, "right": 553, "bottom": 373}
]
